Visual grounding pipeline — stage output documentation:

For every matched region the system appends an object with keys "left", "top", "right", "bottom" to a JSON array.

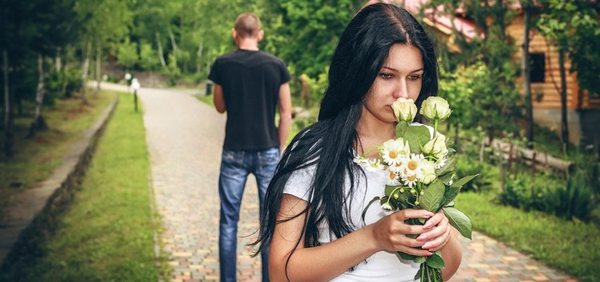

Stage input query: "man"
[{"left": 208, "top": 12, "right": 292, "bottom": 282}]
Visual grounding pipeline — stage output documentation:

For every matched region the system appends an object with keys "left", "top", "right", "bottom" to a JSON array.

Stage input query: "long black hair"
[{"left": 252, "top": 2, "right": 438, "bottom": 276}]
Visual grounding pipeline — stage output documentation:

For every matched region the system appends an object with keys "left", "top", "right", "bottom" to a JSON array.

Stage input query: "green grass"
[
  {"left": 456, "top": 192, "right": 600, "bottom": 281},
  {"left": 196, "top": 94, "right": 214, "bottom": 107},
  {"left": 0, "top": 92, "right": 115, "bottom": 221},
  {"left": 1, "top": 92, "right": 161, "bottom": 281}
]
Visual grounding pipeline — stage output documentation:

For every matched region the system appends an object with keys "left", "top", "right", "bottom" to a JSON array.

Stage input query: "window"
[{"left": 530, "top": 53, "right": 545, "bottom": 83}]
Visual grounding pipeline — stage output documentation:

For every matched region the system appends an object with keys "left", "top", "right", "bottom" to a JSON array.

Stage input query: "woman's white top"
[{"left": 283, "top": 161, "right": 419, "bottom": 282}]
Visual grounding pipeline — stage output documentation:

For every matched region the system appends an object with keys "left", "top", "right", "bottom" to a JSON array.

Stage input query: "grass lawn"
[
  {"left": 456, "top": 192, "right": 600, "bottom": 281},
  {"left": 0, "top": 92, "right": 162, "bottom": 281},
  {"left": 0, "top": 92, "right": 115, "bottom": 222}
]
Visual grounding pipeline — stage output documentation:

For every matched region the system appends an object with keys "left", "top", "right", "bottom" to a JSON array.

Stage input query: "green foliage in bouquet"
[{"left": 359, "top": 97, "right": 479, "bottom": 282}]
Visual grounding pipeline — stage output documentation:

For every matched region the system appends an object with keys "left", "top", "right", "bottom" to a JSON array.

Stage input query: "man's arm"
[
  {"left": 277, "top": 82, "right": 292, "bottom": 153},
  {"left": 213, "top": 84, "right": 226, "bottom": 113}
]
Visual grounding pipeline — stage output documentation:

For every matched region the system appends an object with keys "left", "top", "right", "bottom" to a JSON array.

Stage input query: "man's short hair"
[{"left": 234, "top": 13, "right": 261, "bottom": 38}]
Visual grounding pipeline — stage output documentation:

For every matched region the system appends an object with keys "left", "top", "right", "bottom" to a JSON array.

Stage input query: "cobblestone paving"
[
  {"left": 450, "top": 232, "right": 574, "bottom": 282},
  {"left": 102, "top": 83, "right": 575, "bottom": 282},
  {"left": 135, "top": 86, "right": 264, "bottom": 282}
]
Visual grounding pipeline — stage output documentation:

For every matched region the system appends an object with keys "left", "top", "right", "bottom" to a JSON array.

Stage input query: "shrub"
[
  {"left": 499, "top": 171, "right": 595, "bottom": 222},
  {"left": 545, "top": 173, "right": 595, "bottom": 221},
  {"left": 455, "top": 157, "right": 496, "bottom": 192}
]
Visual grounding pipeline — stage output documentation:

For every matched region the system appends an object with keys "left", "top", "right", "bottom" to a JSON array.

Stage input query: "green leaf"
[
  {"left": 385, "top": 185, "right": 400, "bottom": 196},
  {"left": 435, "top": 157, "right": 456, "bottom": 176},
  {"left": 439, "top": 172, "right": 454, "bottom": 186},
  {"left": 442, "top": 186, "right": 461, "bottom": 206},
  {"left": 420, "top": 180, "right": 445, "bottom": 212},
  {"left": 443, "top": 207, "right": 472, "bottom": 239},
  {"left": 450, "top": 174, "right": 480, "bottom": 188},
  {"left": 396, "top": 122, "right": 409, "bottom": 138},
  {"left": 398, "top": 252, "right": 417, "bottom": 261},
  {"left": 404, "top": 125, "right": 431, "bottom": 154},
  {"left": 426, "top": 253, "right": 445, "bottom": 269},
  {"left": 415, "top": 256, "right": 427, "bottom": 264}
]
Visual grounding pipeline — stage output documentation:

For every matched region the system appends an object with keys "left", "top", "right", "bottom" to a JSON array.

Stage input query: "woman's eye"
[
  {"left": 379, "top": 73, "right": 393, "bottom": 79},
  {"left": 408, "top": 75, "right": 421, "bottom": 81}
]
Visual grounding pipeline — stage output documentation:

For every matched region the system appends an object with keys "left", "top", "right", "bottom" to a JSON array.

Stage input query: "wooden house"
[{"left": 401, "top": 0, "right": 600, "bottom": 147}]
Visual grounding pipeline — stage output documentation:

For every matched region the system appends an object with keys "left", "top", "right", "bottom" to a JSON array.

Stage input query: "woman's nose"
[{"left": 392, "top": 79, "right": 409, "bottom": 99}]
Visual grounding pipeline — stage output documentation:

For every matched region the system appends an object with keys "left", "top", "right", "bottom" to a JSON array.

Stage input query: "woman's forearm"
[
  {"left": 270, "top": 225, "right": 379, "bottom": 282},
  {"left": 440, "top": 228, "right": 462, "bottom": 281}
]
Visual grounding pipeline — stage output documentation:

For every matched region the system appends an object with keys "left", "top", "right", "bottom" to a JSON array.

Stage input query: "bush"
[
  {"left": 499, "top": 172, "right": 552, "bottom": 211},
  {"left": 544, "top": 173, "right": 595, "bottom": 221},
  {"left": 455, "top": 157, "right": 496, "bottom": 192},
  {"left": 45, "top": 68, "right": 83, "bottom": 99},
  {"left": 499, "top": 171, "right": 595, "bottom": 222}
]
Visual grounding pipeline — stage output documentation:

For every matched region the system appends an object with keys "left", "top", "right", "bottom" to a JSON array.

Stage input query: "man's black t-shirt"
[{"left": 208, "top": 49, "right": 291, "bottom": 151}]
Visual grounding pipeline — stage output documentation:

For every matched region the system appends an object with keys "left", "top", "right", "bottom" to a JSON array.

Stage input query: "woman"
[{"left": 254, "top": 3, "right": 462, "bottom": 281}]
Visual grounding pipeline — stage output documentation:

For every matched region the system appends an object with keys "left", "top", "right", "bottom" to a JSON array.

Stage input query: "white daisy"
[
  {"left": 388, "top": 156, "right": 407, "bottom": 173},
  {"left": 385, "top": 169, "right": 402, "bottom": 186},
  {"left": 365, "top": 159, "right": 383, "bottom": 172},
  {"left": 381, "top": 138, "right": 410, "bottom": 166},
  {"left": 353, "top": 155, "right": 368, "bottom": 165},
  {"left": 403, "top": 173, "right": 419, "bottom": 188},
  {"left": 403, "top": 154, "right": 424, "bottom": 178}
]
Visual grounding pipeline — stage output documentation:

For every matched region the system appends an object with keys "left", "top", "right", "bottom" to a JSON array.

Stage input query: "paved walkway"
[{"left": 100, "top": 83, "right": 575, "bottom": 282}]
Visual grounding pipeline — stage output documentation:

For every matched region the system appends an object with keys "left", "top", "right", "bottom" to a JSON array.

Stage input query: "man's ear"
[
  {"left": 257, "top": 30, "right": 264, "bottom": 42},
  {"left": 232, "top": 28, "right": 237, "bottom": 40}
]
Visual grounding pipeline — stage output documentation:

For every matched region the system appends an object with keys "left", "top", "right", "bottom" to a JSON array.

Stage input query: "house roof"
[{"left": 401, "top": 0, "right": 481, "bottom": 39}]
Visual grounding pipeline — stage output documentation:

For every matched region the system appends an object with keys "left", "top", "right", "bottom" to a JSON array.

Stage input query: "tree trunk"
[
  {"left": 454, "top": 122, "right": 460, "bottom": 153},
  {"left": 95, "top": 38, "right": 102, "bottom": 95},
  {"left": 28, "top": 53, "right": 48, "bottom": 138},
  {"left": 168, "top": 26, "right": 178, "bottom": 52},
  {"left": 3, "top": 49, "right": 14, "bottom": 158},
  {"left": 81, "top": 40, "right": 91, "bottom": 102},
  {"left": 558, "top": 49, "right": 569, "bottom": 154},
  {"left": 196, "top": 41, "right": 203, "bottom": 75},
  {"left": 156, "top": 32, "right": 167, "bottom": 68},
  {"left": 522, "top": 6, "right": 534, "bottom": 149},
  {"left": 61, "top": 46, "right": 70, "bottom": 97},
  {"left": 56, "top": 47, "right": 62, "bottom": 72}
]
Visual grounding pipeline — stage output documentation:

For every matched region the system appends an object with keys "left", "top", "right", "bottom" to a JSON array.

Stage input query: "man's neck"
[{"left": 237, "top": 38, "right": 259, "bottom": 51}]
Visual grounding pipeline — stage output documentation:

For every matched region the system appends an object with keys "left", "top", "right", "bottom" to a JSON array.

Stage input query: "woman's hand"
[
  {"left": 368, "top": 209, "right": 435, "bottom": 257},
  {"left": 416, "top": 210, "right": 452, "bottom": 252}
]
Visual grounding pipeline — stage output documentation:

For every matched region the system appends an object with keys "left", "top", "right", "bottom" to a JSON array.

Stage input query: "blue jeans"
[{"left": 219, "top": 147, "right": 279, "bottom": 282}]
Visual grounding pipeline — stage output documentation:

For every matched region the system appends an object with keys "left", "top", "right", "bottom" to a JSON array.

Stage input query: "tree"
[
  {"left": 118, "top": 38, "right": 139, "bottom": 70},
  {"left": 139, "top": 42, "right": 159, "bottom": 70},
  {"left": 520, "top": 0, "right": 534, "bottom": 149},
  {"left": 538, "top": 0, "right": 600, "bottom": 152},
  {"left": 428, "top": 0, "right": 522, "bottom": 141}
]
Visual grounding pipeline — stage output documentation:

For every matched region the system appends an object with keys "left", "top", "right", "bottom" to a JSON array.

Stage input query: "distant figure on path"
[{"left": 208, "top": 12, "right": 292, "bottom": 282}]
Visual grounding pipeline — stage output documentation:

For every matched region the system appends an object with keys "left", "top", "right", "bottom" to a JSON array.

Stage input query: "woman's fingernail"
[
  {"left": 422, "top": 243, "right": 431, "bottom": 249},
  {"left": 417, "top": 234, "right": 427, "bottom": 241}
]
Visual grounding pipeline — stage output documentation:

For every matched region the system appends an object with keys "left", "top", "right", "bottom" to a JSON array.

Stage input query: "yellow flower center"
[
  {"left": 407, "top": 175, "right": 416, "bottom": 181},
  {"left": 389, "top": 150, "right": 398, "bottom": 159},
  {"left": 408, "top": 160, "right": 418, "bottom": 170},
  {"left": 389, "top": 171, "right": 396, "bottom": 179}
]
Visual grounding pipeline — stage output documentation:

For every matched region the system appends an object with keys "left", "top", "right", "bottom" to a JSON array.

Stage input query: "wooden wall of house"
[{"left": 507, "top": 15, "right": 600, "bottom": 110}]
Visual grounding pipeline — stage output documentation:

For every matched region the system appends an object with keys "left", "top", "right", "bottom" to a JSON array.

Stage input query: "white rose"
[
  {"left": 420, "top": 96, "right": 451, "bottom": 121},
  {"left": 422, "top": 133, "right": 448, "bottom": 159},
  {"left": 392, "top": 98, "right": 418, "bottom": 123},
  {"left": 420, "top": 160, "right": 437, "bottom": 184}
]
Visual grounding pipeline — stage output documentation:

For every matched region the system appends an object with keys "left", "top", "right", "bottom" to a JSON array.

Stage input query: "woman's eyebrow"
[{"left": 382, "top": 66, "right": 424, "bottom": 73}]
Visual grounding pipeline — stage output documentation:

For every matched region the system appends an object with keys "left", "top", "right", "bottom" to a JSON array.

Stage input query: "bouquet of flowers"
[{"left": 357, "top": 96, "right": 477, "bottom": 282}]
